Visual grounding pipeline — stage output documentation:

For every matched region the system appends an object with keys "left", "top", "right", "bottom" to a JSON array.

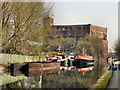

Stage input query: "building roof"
[
  {"left": 53, "top": 23, "right": 107, "bottom": 29},
  {"left": 53, "top": 23, "right": 91, "bottom": 26}
]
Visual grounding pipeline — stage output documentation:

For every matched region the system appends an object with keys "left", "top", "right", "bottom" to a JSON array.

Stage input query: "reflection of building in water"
[
  {"left": 41, "top": 70, "right": 100, "bottom": 88},
  {"left": 82, "top": 72, "right": 86, "bottom": 76},
  {"left": 0, "top": 73, "right": 27, "bottom": 86},
  {"left": 23, "top": 76, "right": 42, "bottom": 88}
]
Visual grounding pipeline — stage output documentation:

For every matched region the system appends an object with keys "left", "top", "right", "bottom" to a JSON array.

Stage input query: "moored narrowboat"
[
  {"left": 28, "top": 61, "right": 60, "bottom": 76},
  {"left": 9, "top": 61, "right": 60, "bottom": 76}
]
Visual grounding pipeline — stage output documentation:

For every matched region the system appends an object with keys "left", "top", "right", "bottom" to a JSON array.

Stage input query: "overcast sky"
[{"left": 49, "top": 0, "right": 119, "bottom": 53}]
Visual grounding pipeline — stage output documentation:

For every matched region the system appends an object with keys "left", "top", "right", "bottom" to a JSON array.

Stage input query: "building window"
[
  {"left": 78, "top": 27, "right": 81, "bottom": 30},
  {"left": 69, "top": 36, "right": 74, "bottom": 38},
  {"left": 57, "top": 27, "right": 62, "bottom": 30},
  {"left": 69, "top": 31, "right": 74, "bottom": 36},
  {"left": 62, "top": 27, "right": 65, "bottom": 31},
  {"left": 57, "top": 26, "right": 59, "bottom": 30},
  {"left": 72, "top": 27, "right": 75, "bottom": 30},
  {"left": 56, "top": 32, "right": 61, "bottom": 35},
  {"left": 63, "top": 36, "right": 67, "bottom": 38},
  {"left": 76, "top": 31, "right": 81, "bottom": 35},
  {"left": 63, "top": 31, "right": 67, "bottom": 36},
  {"left": 87, "top": 27, "right": 89, "bottom": 30},
  {"left": 83, "top": 27, "right": 86, "bottom": 30},
  {"left": 65, "top": 27, "right": 68, "bottom": 30},
  {"left": 83, "top": 32, "right": 87, "bottom": 35},
  {"left": 70, "top": 27, "right": 72, "bottom": 30},
  {"left": 56, "top": 36, "right": 61, "bottom": 39}
]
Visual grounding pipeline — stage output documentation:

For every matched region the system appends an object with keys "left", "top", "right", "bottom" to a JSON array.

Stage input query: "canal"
[{"left": 0, "top": 63, "right": 106, "bottom": 89}]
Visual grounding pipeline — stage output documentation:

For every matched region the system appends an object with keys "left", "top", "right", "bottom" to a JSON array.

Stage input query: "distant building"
[
  {"left": 49, "top": 18, "right": 108, "bottom": 55},
  {"left": 52, "top": 24, "right": 107, "bottom": 41}
]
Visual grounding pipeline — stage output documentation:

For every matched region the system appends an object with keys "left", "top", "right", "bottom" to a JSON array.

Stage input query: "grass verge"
[{"left": 95, "top": 70, "right": 113, "bottom": 88}]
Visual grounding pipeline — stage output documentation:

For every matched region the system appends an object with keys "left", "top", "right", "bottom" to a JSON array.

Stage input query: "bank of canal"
[
  {"left": 94, "top": 70, "right": 113, "bottom": 88},
  {"left": 107, "top": 71, "right": 119, "bottom": 88}
]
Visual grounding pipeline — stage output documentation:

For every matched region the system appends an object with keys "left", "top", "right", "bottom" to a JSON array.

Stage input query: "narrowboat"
[
  {"left": 28, "top": 61, "right": 60, "bottom": 76},
  {"left": 9, "top": 61, "right": 60, "bottom": 76},
  {"left": 76, "top": 56, "right": 94, "bottom": 64}
]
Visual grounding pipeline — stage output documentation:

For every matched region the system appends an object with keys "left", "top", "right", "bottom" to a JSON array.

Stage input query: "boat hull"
[
  {"left": 28, "top": 62, "right": 60, "bottom": 76},
  {"left": 10, "top": 62, "right": 60, "bottom": 76}
]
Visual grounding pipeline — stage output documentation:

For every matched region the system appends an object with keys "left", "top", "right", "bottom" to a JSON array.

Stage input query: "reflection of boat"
[
  {"left": 0, "top": 65, "right": 5, "bottom": 74},
  {"left": 76, "top": 56, "right": 94, "bottom": 61},
  {"left": 60, "top": 66, "right": 67, "bottom": 70},
  {"left": 75, "top": 55, "right": 94, "bottom": 65},
  {"left": 78, "top": 66, "right": 94, "bottom": 72}
]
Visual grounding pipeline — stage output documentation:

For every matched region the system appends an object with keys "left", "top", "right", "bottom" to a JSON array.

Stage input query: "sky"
[
  {"left": 48, "top": 0, "right": 119, "bottom": 53},
  {"left": 118, "top": 2, "right": 120, "bottom": 39}
]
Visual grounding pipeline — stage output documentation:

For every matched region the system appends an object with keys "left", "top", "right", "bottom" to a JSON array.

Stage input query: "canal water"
[{"left": 0, "top": 63, "right": 105, "bottom": 89}]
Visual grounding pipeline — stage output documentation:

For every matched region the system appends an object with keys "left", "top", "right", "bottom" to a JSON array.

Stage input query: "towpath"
[{"left": 107, "top": 70, "right": 120, "bottom": 89}]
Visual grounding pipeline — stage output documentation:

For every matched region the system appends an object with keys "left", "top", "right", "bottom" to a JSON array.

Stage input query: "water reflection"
[
  {"left": 0, "top": 71, "right": 27, "bottom": 87},
  {"left": 42, "top": 70, "right": 94, "bottom": 88},
  {"left": 1, "top": 64, "right": 104, "bottom": 89}
]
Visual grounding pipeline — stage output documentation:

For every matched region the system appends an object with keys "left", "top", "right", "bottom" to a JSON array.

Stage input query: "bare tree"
[
  {"left": 76, "top": 34, "right": 103, "bottom": 59},
  {"left": 46, "top": 38, "right": 75, "bottom": 52},
  {"left": 76, "top": 40, "right": 94, "bottom": 56},
  {"left": 114, "top": 39, "right": 120, "bottom": 57},
  {"left": 1, "top": 2, "right": 53, "bottom": 55}
]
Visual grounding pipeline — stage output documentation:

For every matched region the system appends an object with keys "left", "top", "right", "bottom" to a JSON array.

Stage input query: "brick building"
[
  {"left": 52, "top": 24, "right": 107, "bottom": 40},
  {"left": 49, "top": 17, "right": 108, "bottom": 55}
]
